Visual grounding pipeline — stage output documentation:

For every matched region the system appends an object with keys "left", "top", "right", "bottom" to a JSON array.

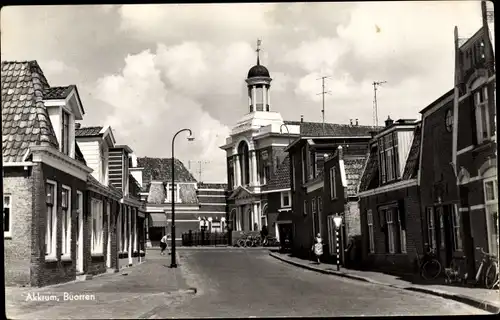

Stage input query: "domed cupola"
[{"left": 245, "top": 39, "right": 272, "bottom": 113}]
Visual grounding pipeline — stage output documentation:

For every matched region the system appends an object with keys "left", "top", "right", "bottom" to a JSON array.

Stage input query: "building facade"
[
  {"left": 452, "top": 1, "right": 497, "bottom": 274},
  {"left": 357, "top": 118, "right": 423, "bottom": 275}
]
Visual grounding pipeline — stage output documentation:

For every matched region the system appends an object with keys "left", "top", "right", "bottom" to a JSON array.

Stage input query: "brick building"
[
  {"left": 284, "top": 122, "right": 375, "bottom": 258},
  {"left": 357, "top": 118, "right": 422, "bottom": 275},
  {"left": 452, "top": 1, "right": 497, "bottom": 274},
  {"left": 418, "top": 90, "right": 460, "bottom": 272}
]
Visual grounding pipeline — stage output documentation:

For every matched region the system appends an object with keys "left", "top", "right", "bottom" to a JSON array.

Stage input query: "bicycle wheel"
[
  {"left": 422, "top": 259, "right": 442, "bottom": 280},
  {"left": 237, "top": 238, "right": 246, "bottom": 248},
  {"left": 485, "top": 262, "right": 499, "bottom": 289}
]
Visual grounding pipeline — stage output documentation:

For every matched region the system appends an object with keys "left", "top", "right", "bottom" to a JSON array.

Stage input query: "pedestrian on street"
[
  {"left": 312, "top": 233, "right": 323, "bottom": 264},
  {"left": 160, "top": 234, "right": 169, "bottom": 255}
]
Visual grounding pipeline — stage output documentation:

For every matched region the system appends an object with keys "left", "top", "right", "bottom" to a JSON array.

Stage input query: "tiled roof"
[
  {"left": 344, "top": 157, "right": 367, "bottom": 196},
  {"left": 358, "top": 146, "right": 379, "bottom": 193},
  {"left": 75, "top": 126, "right": 103, "bottom": 137},
  {"left": 198, "top": 182, "right": 228, "bottom": 190},
  {"left": 265, "top": 155, "right": 290, "bottom": 191},
  {"left": 75, "top": 142, "right": 87, "bottom": 165},
  {"left": 2, "top": 61, "right": 59, "bottom": 162},
  {"left": 137, "top": 157, "right": 197, "bottom": 191},
  {"left": 147, "top": 182, "right": 165, "bottom": 204},
  {"left": 402, "top": 124, "right": 422, "bottom": 180},
  {"left": 43, "top": 85, "right": 75, "bottom": 100},
  {"left": 284, "top": 120, "right": 383, "bottom": 137}
]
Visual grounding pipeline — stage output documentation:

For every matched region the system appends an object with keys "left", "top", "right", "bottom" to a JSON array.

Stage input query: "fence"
[{"left": 181, "top": 230, "right": 229, "bottom": 246}]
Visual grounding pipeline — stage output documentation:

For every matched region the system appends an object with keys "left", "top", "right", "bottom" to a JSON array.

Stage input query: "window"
[
  {"left": 312, "top": 197, "right": 317, "bottom": 214},
  {"left": 61, "top": 186, "right": 71, "bottom": 257},
  {"left": 309, "top": 151, "right": 315, "bottom": 180},
  {"left": 317, "top": 196, "right": 323, "bottom": 236},
  {"left": 330, "top": 167, "right": 337, "bottom": 199},
  {"left": 301, "top": 146, "right": 307, "bottom": 184},
  {"left": 281, "top": 191, "right": 291, "bottom": 208},
  {"left": 91, "top": 198, "right": 104, "bottom": 254},
  {"left": 427, "top": 207, "right": 437, "bottom": 250},
  {"left": 451, "top": 205, "right": 462, "bottom": 251},
  {"left": 61, "top": 110, "right": 70, "bottom": 155},
  {"left": 445, "top": 109, "right": 453, "bottom": 133},
  {"left": 379, "top": 133, "right": 399, "bottom": 183},
  {"left": 474, "top": 86, "right": 491, "bottom": 143},
  {"left": 397, "top": 208, "right": 407, "bottom": 253},
  {"left": 367, "top": 209, "right": 375, "bottom": 253},
  {"left": 437, "top": 207, "right": 445, "bottom": 249},
  {"left": 263, "top": 164, "right": 270, "bottom": 185},
  {"left": 303, "top": 200, "right": 308, "bottom": 215},
  {"left": 385, "top": 209, "right": 396, "bottom": 253},
  {"left": 484, "top": 177, "right": 498, "bottom": 256},
  {"left": 167, "top": 184, "right": 179, "bottom": 203},
  {"left": 45, "top": 181, "right": 57, "bottom": 258},
  {"left": 291, "top": 156, "right": 296, "bottom": 191},
  {"left": 4, "top": 195, "right": 12, "bottom": 237},
  {"left": 100, "top": 146, "right": 107, "bottom": 184}
]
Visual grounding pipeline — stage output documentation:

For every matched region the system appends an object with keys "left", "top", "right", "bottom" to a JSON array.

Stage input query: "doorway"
[
  {"left": 76, "top": 191, "right": 84, "bottom": 274},
  {"left": 434, "top": 204, "right": 454, "bottom": 268}
]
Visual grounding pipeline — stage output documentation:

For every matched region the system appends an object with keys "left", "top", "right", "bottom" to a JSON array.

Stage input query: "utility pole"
[
  {"left": 317, "top": 76, "right": 331, "bottom": 134},
  {"left": 372, "top": 81, "right": 387, "bottom": 127}
]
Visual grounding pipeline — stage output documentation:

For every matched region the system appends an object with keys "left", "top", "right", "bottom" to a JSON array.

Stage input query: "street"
[{"left": 6, "top": 249, "right": 490, "bottom": 319}]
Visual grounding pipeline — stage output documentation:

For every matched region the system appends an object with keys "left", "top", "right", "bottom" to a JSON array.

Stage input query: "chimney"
[
  {"left": 75, "top": 123, "right": 81, "bottom": 129},
  {"left": 337, "top": 145, "right": 343, "bottom": 160},
  {"left": 355, "top": 119, "right": 359, "bottom": 126},
  {"left": 350, "top": 119, "right": 353, "bottom": 126},
  {"left": 385, "top": 116, "right": 394, "bottom": 127},
  {"left": 301, "top": 115, "right": 304, "bottom": 123}
]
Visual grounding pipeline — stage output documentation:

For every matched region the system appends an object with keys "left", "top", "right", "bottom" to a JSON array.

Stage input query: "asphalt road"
[{"left": 150, "top": 249, "right": 489, "bottom": 318}]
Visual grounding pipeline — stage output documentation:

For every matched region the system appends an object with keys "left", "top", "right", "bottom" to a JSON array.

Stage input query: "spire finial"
[{"left": 256, "top": 38, "right": 262, "bottom": 65}]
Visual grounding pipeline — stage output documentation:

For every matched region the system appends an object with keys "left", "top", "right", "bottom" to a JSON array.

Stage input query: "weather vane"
[{"left": 256, "top": 39, "right": 262, "bottom": 64}]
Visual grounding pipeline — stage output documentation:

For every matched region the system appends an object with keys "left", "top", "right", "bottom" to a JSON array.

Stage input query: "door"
[
  {"left": 106, "top": 201, "right": 111, "bottom": 268},
  {"left": 76, "top": 191, "right": 84, "bottom": 273},
  {"left": 435, "top": 205, "right": 453, "bottom": 267}
]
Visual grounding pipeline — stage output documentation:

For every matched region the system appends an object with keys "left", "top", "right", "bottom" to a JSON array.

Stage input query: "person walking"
[
  {"left": 312, "top": 233, "right": 324, "bottom": 264},
  {"left": 160, "top": 234, "right": 170, "bottom": 255}
]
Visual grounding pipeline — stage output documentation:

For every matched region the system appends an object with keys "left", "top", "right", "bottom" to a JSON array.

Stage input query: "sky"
[{"left": 1, "top": 2, "right": 492, "bottom": 183}]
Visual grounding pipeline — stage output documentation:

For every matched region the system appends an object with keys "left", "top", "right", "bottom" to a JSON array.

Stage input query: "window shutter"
[{"left": 398, "top": 200, "right": 406, "bottom": 230}]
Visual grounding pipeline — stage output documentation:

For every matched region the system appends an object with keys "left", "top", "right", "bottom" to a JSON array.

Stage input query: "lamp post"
[
  {"left": 170, "top": 128, "right": 194, "bottom": 268},
  {"left": 333, "top": 213, "right": 343, "bottom": 271},
  {"left": 280, "top": 123, "right": 291, "bottom": 145}
]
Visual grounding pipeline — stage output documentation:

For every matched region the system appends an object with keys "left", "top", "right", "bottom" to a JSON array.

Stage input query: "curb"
[{"left": 268, "top": 251, "right": 499, "bottom": 314}]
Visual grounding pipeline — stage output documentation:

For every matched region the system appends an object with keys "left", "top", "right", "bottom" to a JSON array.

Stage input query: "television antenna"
[
  {"left": 316, "top": 76, "right": 332, "bottom": 134},
  {"left": 372, "top": 81, "right": 387, "bottom": 127}
]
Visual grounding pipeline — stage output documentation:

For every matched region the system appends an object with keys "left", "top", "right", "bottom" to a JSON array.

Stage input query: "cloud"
[{"left": 94, "top": 48, "right": 230, "bottom": 183}]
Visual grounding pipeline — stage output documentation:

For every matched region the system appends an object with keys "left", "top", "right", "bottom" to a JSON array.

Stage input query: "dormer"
[
  {"left": 373, "top": 117, "right": 419, "bottom": 185},
  {"left": 75, "top": 125, "right": 116, "bottom": 185},
  {"left": 43, "top": 85, "right": 85, "bottom": 159}
]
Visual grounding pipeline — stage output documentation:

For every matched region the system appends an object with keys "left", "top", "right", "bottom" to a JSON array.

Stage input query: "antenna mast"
[
  {"left": 372, "top": 81, "right": 387, "bottom": 127},
  {"left": 317, "top": 76, "right": 332, "bottom": 134},
  {"left": 195, "top": 160, "right": 210, "bottom": 182}
]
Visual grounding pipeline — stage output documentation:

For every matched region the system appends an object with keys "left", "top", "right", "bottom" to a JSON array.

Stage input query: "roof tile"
[
  {"left": 402, "top": 124, "right": 422, "bottom": 180},
  {"left": 344, "top": 158, "right": 368, "bottom": 196},
  {"left": 358, "top": 147, "right": 379, "bottom": 192},
  {"left": 75, "top": 126, "right": 103, "bottom": 137},
  {"left": 2, "top": 61, "right": 59, "bottom": 162},
  {"left": 265, "top": 155, "right": 290, "bottom": 191},
  {"left": 43, "top": 85, "right": 75, "bottom": 100},
  {"left": 137, "top": 157, "right": 196, "bottom": 191},
  {"left": 284, "top": 120, "right": 383, "bottom": 137}
]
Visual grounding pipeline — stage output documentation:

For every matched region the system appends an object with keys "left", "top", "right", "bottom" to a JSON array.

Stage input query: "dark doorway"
[{"left": 434, "top": 205, "right": 454, "bottom": 267}]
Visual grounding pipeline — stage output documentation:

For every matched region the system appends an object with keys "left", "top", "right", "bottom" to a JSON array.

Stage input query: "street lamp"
[
  {"left": 170, "top": 128, "right": 194, "bottom": 268},
  {"left": 280, "top": 123, "right": 291, "bottom": 145},
  {"left": 333, "top": 213, "right": 343, "bottom": 271}
]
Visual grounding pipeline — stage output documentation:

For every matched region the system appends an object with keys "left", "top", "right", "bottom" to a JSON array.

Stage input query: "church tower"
[{"left": 246, "top": 40, "right": 272, "bottom": 113}]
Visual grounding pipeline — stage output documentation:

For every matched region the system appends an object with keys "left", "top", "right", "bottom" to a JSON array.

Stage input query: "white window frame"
[
  {"left": 4, "top": 195, "right": 12, "bottom": 238},
  {"left": 61, "top": 185, "right": 72, "bottom": 258},
  {"left": 45, "top": 180, "right": 57, "bottom": 259},
  {"left": 281, "top": 191, "right": 291, "bottom": 208},
  {"left": 61, "top": 109, "right": 70, "bottom": 155},
  {"left": 385, "top": 208, "right": 396, "bottom": 254},
  {"left": 312, "top": 197, "right": 317, "bottom": 214},
  {"left": 303, "top": 200, "right": 308, "bottom": 215},
  {"left": 309, "top": 151, "right": 315, "bottom": 180},
  {"left": 301, "top": 146, "right": 306, "bottom": 184},
  {"left": 76, "top": 191, "right": 84, "bottom": 272},
  {"left": 427, "top": 207, "right": 437, "bottom": 250},
  {"left": 483, "top": 173, "right": 498, "bottom": 255},
  {"left": 397, "top": 208, "right": 407, "bottom": 253},
  {"left": 317, "top": 196, "right": 323, "bottom": 236},
  {"left": 117, "top": 205, "right": 123, "bottom": 252},
  {"left": 367, "top": 209, "right": 375, "bottom": 253},
  {"left": 451, "top": 204, "right": 462, "bottom": 251},
  {"left": 91, "top": 198, "right": 104, "bottom": 255},
  {"left": 166, "top": 183, "right": 180, "bottom": 203},
  {"left": 330, "top": 167, "right": 337, "bottom": 199},
  {"left": 474, "top": 85, "right": 491, "bottom": 144}
]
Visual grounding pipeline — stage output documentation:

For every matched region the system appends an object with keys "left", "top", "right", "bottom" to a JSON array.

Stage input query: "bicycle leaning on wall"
[
  {"left": 416, "top": 243, "right": 442, "bottom": 281},
  {"left": 474, "top": 247, "right": 498, "bottom": 289}
]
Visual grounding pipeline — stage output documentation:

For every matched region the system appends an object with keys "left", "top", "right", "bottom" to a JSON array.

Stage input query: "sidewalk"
[
  {"left": 269, "top": 251, "right": 500, "bottom": 314},
  {"left": 6, "top": 251, "right": 196, "bottom": 319}
]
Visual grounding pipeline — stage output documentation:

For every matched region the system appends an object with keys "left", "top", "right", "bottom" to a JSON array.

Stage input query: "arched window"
[{"left": 238, "top": 141, "right": 250, "bottom": 186}]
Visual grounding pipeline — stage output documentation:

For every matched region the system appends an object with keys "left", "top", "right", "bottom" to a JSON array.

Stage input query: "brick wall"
[
  {"left": 32, "top": 163, "right": 87, "bottom": 287},
  {"left": 359, "top": 185, "right": 422, "bottom": 275},
  {"left": 345, "top": 201, "right": 361, "bottom": 237},
  {"left": 4, "top": 166, "right": 34, "bottom": 286}
]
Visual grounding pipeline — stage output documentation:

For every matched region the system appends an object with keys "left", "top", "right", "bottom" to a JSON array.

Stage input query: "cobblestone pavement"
[
  {"left": 6, "top": 252, "right": 194, "bottom": 319},
  {"left": 148, "top": 249, "right": 489, "bottom": 318}
]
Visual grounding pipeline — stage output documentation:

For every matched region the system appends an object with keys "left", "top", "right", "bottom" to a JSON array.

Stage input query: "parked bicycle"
[
  {"left": 416, "top": 244, "right": 442, "bottom": 280},
  {"left": 235, "top": 233, "right": 251, "bottom": 248},
  {"left": 262, "top": 236, "right": 279, "bottom": 247},
  {"left": 444, "top": 256, "right": 468, "bottom": 285},
  {"left": 474, "top": 247, "right": 498, "bottom": 289}
]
